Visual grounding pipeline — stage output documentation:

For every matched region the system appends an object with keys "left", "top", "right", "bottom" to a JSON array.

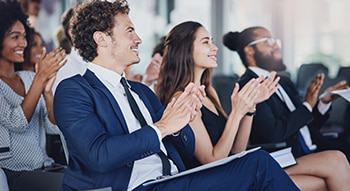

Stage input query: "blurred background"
[
  {"left": 28, "top": 0, "right": 350, "bottom": 161},
  {"left": 37, "top": 0, "right": 350, "bottom": 82}
]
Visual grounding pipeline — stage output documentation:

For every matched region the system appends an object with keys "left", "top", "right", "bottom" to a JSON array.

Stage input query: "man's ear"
[
  {"left": 93, "top": 31, "right": 108, "bottom": 47},
  {"left": 244, "top": 46, "right": 256, "bottom": 67},
  {"left": 244, "top": 46, "right": 254, "bottom": 56},
  {"left": 68, "top": 29, "right": 72, "bottom": 39}
]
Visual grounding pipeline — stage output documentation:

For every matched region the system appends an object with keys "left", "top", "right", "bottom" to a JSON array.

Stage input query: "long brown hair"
[{"left": 156, "top": 21, "right": 226, "bottom": 117}]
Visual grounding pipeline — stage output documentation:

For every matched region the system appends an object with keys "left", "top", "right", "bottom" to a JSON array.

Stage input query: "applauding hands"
[
  {"left": 155, "top": 83, "right": 206, "bottom": 138},
  {"left": 230, "top": 71, "right": 280, "bottom": 118}
]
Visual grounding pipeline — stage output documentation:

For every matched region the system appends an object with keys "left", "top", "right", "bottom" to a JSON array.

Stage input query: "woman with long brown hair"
[
  {"left": 156, "top": 21, "right": 350, "bottom": 191},
  {"left": 157, "top": 21, "right": 278, "bottom": 168}
]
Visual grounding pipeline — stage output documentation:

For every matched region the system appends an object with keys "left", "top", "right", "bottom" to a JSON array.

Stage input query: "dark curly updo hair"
[
  {"left": 70, "top": 0, "right": 130, "bottom": 62},
  {"left": 0, "top": 0, "right": 32, "bottom": 53},
  {"left": 222, "top": 26, "right": 262, "bottom": 68}
]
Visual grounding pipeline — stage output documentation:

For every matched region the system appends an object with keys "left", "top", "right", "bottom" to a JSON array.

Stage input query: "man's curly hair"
[
  {"left": 70, "top": 0, "right": 130, "bottom": 62},
  {"left": 0, "top": 0, "right": 32, "bottom": 53}
]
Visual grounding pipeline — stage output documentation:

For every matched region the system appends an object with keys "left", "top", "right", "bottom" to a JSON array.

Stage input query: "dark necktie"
[{"left": 120, "top": 77, "right": 171, "bottom": 175}]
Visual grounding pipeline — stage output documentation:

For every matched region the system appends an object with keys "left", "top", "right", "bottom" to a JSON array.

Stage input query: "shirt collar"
[
  {"left": 87, "top": 62, "right": 124, "bottom": 89},
  {"left": 70, "top": 48, "right": 80, "bottom": 57},
  {"left": 248, "top": 66, "right": 271, "bottom": 77}
]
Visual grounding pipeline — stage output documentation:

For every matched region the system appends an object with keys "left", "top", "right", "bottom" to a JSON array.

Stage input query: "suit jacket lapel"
[
  {"left": 84, "top": 69, "right": 130, "bottom": 134},
  {"left": 278, "top": 75, "right": 302, "bottom": 106}
]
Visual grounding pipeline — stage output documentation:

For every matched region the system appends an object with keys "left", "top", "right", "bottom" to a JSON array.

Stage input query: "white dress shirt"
[
  {"left": 249, "top": 67, "right": 331, "bottom": 151},
  {"left": 52, "top": 48, "right": 88, "bottom": 95},
  {"left": 87, "top": 63, "right": 178, "bottom": 191}
]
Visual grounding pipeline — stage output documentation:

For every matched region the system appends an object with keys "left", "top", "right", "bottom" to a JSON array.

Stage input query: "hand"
[
  {"left": 155, "top": 83, "right": 205, "bottom": 137},
  {"left": 254, "top": 71, "right": 280, "bottom": 104},
  {"left": 321, "top": 80, "right": 349, "bottom": 104},
  {"left": 36, "top": 47, "right": 66, "bottom": 83},
  {"left": 188, "top": 85, "right": 206, "bottom": 122},
  {"left": 304, "top": 74, "right": 324, "bottom": 107},
  {"left": 230, "top": 78, "right": 260, "bottom": 118},
  {"left": 143, "top": 53, "right": 162, "bottom": 86}
]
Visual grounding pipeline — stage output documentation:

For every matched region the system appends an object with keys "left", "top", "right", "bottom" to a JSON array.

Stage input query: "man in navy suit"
[
  {"left": 223, "top": 27, "right": 349, "bottom": 158},
  {"left": 53, "top": 1, "right": 299, "bottom": 190}
]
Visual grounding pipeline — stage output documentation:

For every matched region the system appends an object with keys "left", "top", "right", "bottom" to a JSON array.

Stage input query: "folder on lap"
[{"left": 143, "top": 147, "right": 261, "bottom": 186}]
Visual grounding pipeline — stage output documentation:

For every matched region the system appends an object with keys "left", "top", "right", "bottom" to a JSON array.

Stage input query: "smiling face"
[
  {"left": 193, "top": 27, "right": 218, "bottom": 71},
  {"left": 29, "top": 33, "right": 43, "bottom": 65},
  {"left": 109, "top": 13, "right": 142, "bottom": 69},
  {"left": 0, "top": 21, "right": 27, "bottom": 64}
]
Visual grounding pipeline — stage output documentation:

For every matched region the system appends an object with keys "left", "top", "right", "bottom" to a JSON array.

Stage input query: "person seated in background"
[
  {"left": 53, "top": 1, "right": 299, "bottom": 190},
  {"left": 21, "top": 0, "right": 41, "bottom": 30},
  {"left": 142, "top": 36, "right": 166, "bottom": 91},
  {"left": 125, "top": 36, "right": 166, "bottom": 84},
  {"left": 52, "top": 2, "right": 87, "bottom": 95},
  {"left": 223, "top": 26, "right": 350, "bottom": 190},
  {"left": 15, "top": 29, "right": 45, "bottom": 72},
  {"left": 54, "top": 26, "right": 72, "bottom": 54},
  {"left": 223, "top": 26, "right": 350, "bottom": 157},
  {"left": 124, "top": 64, "right": 143, "bottom": 82},
  {"left": 0, "top": 0, "right": 66, "bottom": 190}
]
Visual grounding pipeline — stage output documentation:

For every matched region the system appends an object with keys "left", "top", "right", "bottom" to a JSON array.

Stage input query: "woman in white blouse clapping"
[{"left": 0, "top": 1, "right": 66, "bottom": 190}]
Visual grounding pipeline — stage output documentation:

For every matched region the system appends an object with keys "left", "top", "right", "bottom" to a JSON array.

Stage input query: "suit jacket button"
[
  {"left": 183, "top": 135, "right": 187, "bottom": 141},
  {"left": 127, "top": 162, "right": 133, "bottom": 167}
]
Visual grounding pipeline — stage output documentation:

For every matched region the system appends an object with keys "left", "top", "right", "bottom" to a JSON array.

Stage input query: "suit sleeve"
[
  {"left": 251, "top": 99, "right": 314, "bottom": 143},
  {"left": 310, "top": 101, "right": 331, "bottom": 129},
  {"left": 54, "top": 78, "right": 168, "bottom": 173},
  {"left": 238, "top": 73, "right": 314, "bottom": 144}
]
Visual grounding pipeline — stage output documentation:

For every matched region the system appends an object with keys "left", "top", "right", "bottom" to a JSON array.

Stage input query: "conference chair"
[{"left": 296, "top": 63, "right": 329, "bottom": 97}]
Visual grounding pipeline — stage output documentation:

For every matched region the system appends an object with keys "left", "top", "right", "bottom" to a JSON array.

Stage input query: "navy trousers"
[{"left": 135, "top": 150, "right": 299, "bottom": 191}]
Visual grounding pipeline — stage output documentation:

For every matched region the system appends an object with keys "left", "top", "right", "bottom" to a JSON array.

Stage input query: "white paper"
[
  {"left": 269, "top": 147, "right": 296, "bottom": 168},
  {"left": 143, "top": 147, "right": 261, "bottom": 186},
  {"left": 319, "top": 88, "right": 350, "bottom": 102}
]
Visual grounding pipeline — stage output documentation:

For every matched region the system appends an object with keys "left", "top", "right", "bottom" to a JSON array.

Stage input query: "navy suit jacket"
[
  {"left": 238, "top": 69, "right": 330, "bottom": 157},
  {"left": 53, "top": 69, "right": 195, "bottom": 191}
]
